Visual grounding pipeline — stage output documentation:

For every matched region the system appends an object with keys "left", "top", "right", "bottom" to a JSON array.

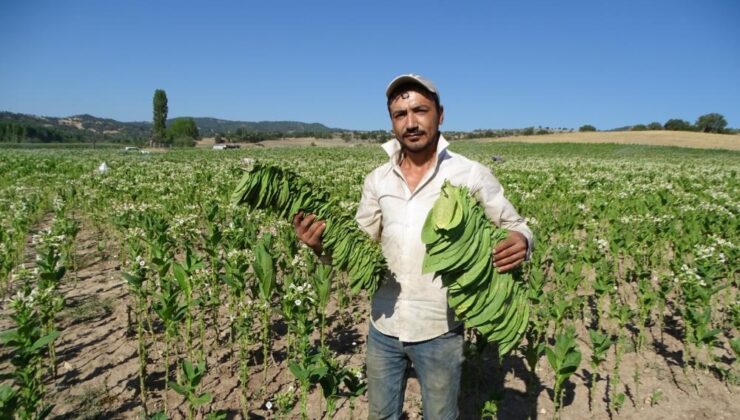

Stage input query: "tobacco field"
[{"left": 1, "top": 142, "right": 738, "bottom": 419}]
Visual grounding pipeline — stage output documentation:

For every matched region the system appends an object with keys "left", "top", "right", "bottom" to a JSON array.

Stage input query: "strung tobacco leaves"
[
  {"left": 230, "top": 163, "right": 384, "bottom": 295},
  {"left": 422, "top": 180, "right": 529, "bottom": 356}
]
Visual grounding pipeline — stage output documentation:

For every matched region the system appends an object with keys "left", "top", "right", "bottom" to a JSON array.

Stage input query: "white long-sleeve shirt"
[{"left": 355, "top": 135, "right": 533, "bottom": 342}]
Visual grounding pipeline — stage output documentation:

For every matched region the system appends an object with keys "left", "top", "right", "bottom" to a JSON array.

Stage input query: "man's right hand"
[{"left": 293, "top": 211, "right": 326, "bottom": 256}]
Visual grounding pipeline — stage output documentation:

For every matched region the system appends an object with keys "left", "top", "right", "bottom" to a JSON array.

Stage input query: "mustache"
[{"left": 403, "top": 128, "right": 425, "bottom": 137}]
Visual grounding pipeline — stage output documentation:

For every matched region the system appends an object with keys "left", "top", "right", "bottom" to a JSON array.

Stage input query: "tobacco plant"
[
  {"left": 587, "top": 329, "right": 613, "bottom": 411},
  {"left": 170, "top": 359, "right": 212, "bottom": 420},
  {"left": 254, "top": 234, "right": 276, "bottom": 387},
  {"left": 546, "top": 326, "right": 581, "bottom": 415},
  {"left": 0, "top": 277, "right": 60, "bottom": 420}
]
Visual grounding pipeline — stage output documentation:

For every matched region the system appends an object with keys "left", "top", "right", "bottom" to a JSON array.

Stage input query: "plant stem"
[
  {"left": 262, "top": 305, "right": 270, "bottom": 387},
  {"left": 137, "top": 303, "right": 149, "bottom": 416}
]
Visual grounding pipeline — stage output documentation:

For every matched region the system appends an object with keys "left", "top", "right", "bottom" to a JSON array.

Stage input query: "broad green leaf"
[{"left": 30, "top": 330, "right": 61, "bottom": 352}]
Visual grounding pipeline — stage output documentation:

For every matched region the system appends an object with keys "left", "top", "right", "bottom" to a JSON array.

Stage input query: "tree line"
[
  {"left": 0, "top": 121, "right": 68, "bottom": 143},
  {"left": 2, "top": 95, "right": 734, "bottom": 146},
  {"left": 217, "top": 129, "right": 334, "bottom": 144},
  {"left": 579, "top": 113, "right": 733, "bottom": 133}
]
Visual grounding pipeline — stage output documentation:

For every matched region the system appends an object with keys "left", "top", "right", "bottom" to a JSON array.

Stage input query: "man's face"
[{"left": 388, "top": 89, "right": 444, "bottom": 154}]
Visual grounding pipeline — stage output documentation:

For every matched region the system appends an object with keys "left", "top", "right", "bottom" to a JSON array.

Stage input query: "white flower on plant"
[
  {"left": 295, "top": 299, "right": 301, "bottom": 306},
  {"left": 595, "top": 238, "right": 609, "bottom": 254},
  {"left": 265, "top": 401, "right": 273, "bottom": 410}
]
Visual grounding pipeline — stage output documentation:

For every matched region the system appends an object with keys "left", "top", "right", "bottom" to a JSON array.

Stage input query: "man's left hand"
[{"left": 493, "top": 231, "right": 528, "bottom": 273}]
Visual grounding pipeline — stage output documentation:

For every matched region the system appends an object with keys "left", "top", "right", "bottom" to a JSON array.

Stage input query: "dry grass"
[{"left": 474, "top": 130, "right": 740, "bottom": 151}]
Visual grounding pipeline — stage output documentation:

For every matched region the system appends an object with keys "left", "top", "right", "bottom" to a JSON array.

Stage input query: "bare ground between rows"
[{"left": 1, "top": 219, "right": 738, "bottom": 419}]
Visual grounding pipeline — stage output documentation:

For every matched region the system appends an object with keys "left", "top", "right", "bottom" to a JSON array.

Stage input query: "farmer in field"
[{"left": 294, "top": 74, "right": 532, "bottom": 419}]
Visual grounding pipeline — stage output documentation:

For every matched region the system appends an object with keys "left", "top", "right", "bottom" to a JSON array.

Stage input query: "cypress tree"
[{"left": 152, "top": 89, "right": 168, "bottom": 146}]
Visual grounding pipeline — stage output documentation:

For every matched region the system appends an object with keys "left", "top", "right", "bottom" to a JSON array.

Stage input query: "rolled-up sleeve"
[
  {"left": 470, "top": 164, "right": 534, "bottom": 257},
  {"left": 355, "top": 172, "right": 382, "bottom": 242}
]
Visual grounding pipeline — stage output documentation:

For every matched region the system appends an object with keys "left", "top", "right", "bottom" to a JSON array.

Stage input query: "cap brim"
[{"left": 385, "top": 74, "right": 438, "bottom": 98}]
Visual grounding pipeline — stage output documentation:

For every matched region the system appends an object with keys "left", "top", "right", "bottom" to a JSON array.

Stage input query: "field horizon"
[
  {"left": 475, "top": 130, "right": 740, "bottom": 151},
  {"left": 193, "top": 130, "right": 740, "bottom": 151}
]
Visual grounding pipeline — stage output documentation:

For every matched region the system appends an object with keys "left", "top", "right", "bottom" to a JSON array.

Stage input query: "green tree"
[
  {"left": 579, "top": 124, "right": 597, "bottom": 132},
  {"left": 647, "top": 122, "right": 662, "bottom": 130},
  {"left": 664, "top": 118, "right": 693, "bottom": 131},
  {"left": 631, "top": 124, "right": 647, "bottom": 131},
  {"left": 152, "top": 89, "right": 169, "bottom": 146},
  {"left": 695, "top": 113, "right": 727, "bottom": 133},
  {"left": 171, "top": 136, "right": 196, "bottom": 147},
  {"left": 168, "top": 118, "right": 200, "bottom": 140}
]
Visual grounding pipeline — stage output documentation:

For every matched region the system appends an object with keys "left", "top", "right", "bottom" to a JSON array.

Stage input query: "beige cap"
[{"left": 385, "top": 74, "right": 439, "bottom": 100}]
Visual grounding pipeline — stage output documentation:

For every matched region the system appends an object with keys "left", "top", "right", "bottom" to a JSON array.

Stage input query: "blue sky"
[{"left": 1, "top": 0, "right": 738, "bottom": 131}]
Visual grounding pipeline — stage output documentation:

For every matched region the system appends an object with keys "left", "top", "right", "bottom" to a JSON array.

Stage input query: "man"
[{"left": 294, "top": 74, "right": 532, "bottom": 419}]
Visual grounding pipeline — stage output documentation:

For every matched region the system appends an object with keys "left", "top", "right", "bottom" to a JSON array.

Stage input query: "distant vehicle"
[{"left": 212, "top": 144, "right": 241, "bottom": 150}]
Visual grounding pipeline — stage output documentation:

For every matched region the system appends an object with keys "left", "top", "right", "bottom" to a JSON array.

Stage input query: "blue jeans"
[{"left": 366, "top": 323, "right": 464, "bottom": 420}]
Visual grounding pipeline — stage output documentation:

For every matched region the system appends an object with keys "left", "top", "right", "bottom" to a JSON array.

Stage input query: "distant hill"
[
  {"left": 191, "top": 118, "right": 337, "bottom": 135},
  {"left": 0, "top": 111, "right": 340, "bottom": 143}
]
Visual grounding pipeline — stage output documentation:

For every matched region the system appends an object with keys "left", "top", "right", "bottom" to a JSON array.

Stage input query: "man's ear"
[{"left": 439, "top": 105, "right": 445, "bottom": 126}]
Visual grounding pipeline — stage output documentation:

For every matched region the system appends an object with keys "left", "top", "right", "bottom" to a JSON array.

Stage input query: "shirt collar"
[{"left": 381, "top": 134, "right": 450, "bottom": 163}]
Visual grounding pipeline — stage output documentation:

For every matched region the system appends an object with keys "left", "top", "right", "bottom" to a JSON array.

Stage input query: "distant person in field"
[{"left": 294, "top": 74, "right": 532, "bottom": 420}]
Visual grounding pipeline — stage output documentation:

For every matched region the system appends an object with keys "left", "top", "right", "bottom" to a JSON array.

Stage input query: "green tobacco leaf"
[
  {"left": 230, "top": 163, "right": 385, "bottom": 295},
  {"left": 0, "top": 329, "right": 20, "bottom": 345},
  {"left": 191, "top": 392, "right": 213, "bottom": 408},
  {"left": 289, "top": 361, "right": 309, "bottom": 381},
  {"left": 254, "top": 241, "right": 275, "bottom": 300},
  {"left": 172, "top": 263, "right": 190, "bottom": 295},
  {"left": 169, "top": 381, "right": 190, "bottom": 396},
  {"left": 421, "top": 182, "right": 529, "bottom": 356},
  {"left": 730, "top": 338, "right": 740, "bottom": 357},
  {"left": 30, "top": 330, "right": 60, "bottom": 352},
  {"left": 122, "top": 272, "right": 143, "bottom": 289},
  {"left": 560, "top": 351, "right": 582, "bottom": 376},
  {"left": 183, "top": 359, "right": 196, "bottom": 381},
  {"left": 148, "top": 412, "right": 168, "bottom": 420}
]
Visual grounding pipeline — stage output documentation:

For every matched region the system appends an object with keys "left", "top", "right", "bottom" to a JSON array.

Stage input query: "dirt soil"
[{"left": 2, "top": 220, "right": 739, "bottom": 419}]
